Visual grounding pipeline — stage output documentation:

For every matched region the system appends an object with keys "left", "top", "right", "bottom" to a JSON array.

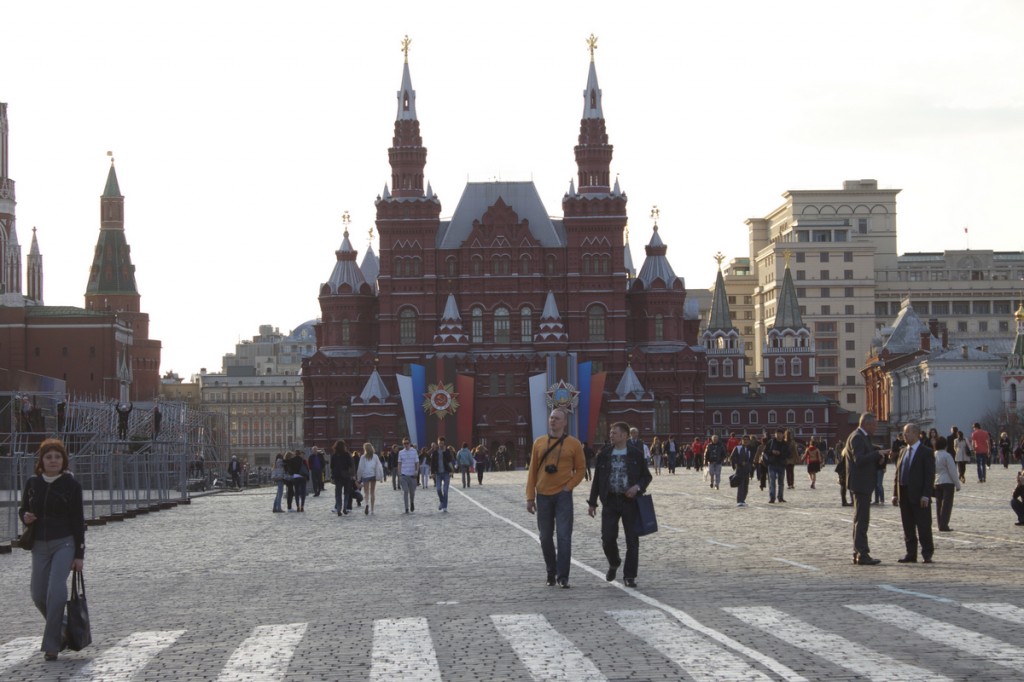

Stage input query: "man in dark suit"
[
  {"left": 892, "top": 423, "right": 936, "bottom": 563},
  {"left": 845, "top": 412, "right": 887, "bottom": 565}
]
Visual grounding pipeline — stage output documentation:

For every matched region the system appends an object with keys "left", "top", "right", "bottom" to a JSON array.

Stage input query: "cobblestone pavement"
[{"left": 2, "top": 463, "right": 1023, "bottom": 681}]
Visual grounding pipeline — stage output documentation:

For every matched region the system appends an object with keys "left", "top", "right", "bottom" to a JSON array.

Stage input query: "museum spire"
[
  {"left": 389, "top": 35, "right": 428, "bottom": 198},
  {"left": 574, "top": 34, "right": 613, "bottom": 194}
]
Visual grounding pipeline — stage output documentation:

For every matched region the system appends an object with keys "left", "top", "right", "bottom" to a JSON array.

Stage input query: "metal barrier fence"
[{"left": 1, "top": 394, "right": 227, "bottom": 547}]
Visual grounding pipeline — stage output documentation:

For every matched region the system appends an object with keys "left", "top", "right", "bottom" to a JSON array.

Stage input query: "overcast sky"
[{"left": 3, "top": 1, "right": 1021, "bottom": 377}]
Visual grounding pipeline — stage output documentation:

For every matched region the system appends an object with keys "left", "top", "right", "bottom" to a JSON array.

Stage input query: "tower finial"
[
  {"left": 650, "top": 205, "right": 660, "bottom": 231},
  {"left": 783, "top": 250, "right": 792, "bottom": 268},
  {"left": 368, "top": 226, "right": 375, "bottom": 245},
  {"left": 624, "top": 224, "right": 630, "bottom": 244},
  {"left": 107, "top": 150, "right": 114, "bottom": 166},
  {"left": 342, "top": 210, "right": 351, "bottom": 238},
  {"left": 714, "top": 252, "right": 725, "bottom": 270},
  {"left": 586, "top": 34, "right": 598, "bottom": 62},
  {"left": 401, "top": 35, "right": 411, "bottom": 63}
]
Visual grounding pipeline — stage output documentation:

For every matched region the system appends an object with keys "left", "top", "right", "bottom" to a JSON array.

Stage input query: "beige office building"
[{"left": 708, "top": 179, "right": 1024, "bottom": 414}]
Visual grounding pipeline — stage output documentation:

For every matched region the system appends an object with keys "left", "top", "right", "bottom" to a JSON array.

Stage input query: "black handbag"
[
  {"left": 19, "top": 524, "right": 35, "bottom": 550},
  {"left": 65, "top": 570, "right": 92, "bottom": 651},
  {"left": 728, "top": 472, "right": 741, "bottom": 488},
  {"left": 634, "top": 493, "right": 658, "bottom": 536}
]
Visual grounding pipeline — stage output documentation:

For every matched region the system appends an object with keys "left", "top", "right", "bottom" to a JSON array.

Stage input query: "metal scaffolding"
[{"left": 0, "top": 393, "right": 227, "bottom": 547}]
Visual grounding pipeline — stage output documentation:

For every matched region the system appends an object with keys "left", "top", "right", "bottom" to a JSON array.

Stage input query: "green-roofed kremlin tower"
[{"left": 84, "top": 157, "right": 162, "bottom": 400}]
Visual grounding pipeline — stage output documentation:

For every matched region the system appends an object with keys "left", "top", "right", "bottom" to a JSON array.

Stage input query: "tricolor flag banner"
[{"left": 396, "top": 364, "right": 427, "bottom": 448}]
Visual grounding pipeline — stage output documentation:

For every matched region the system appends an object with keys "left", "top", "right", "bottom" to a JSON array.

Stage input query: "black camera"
[{"left": 544, "top": 464, "right": 558, "bottom": 474}]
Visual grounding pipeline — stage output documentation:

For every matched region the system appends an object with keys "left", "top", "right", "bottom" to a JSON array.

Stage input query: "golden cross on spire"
[
  {"left": 624, "top": 224, "right": 630, "bottom": 244},
  {"left": 342, "top": 210, "right": 351, "bottom": 237},
  {"left": 650, "top": 205, "right": 660, "bottom": 230},
  {"left": 368, "top": 226, "right": 375, "bottom": 244},
  {"left": 587, "top": 34, "right": 598, "bottom": 62},
  {"left": 783, "top": 249, "right": 792, "bottom": 268},
  {"left": 401, "top": 35, "right": 411, "bottom": 63},
  {"left": 107, "top": 150, "right": 114, "bottom": 165},
  {"left": 714, "top": 252, "right": 725, "bottom": 270}
]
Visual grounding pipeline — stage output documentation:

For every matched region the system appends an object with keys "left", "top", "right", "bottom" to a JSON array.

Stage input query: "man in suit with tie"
[
  {"left": 892, "top": 423, "right": 936, "bottom": 563},
  {"left": 845, "top": 412, "right": 887, "bottom": 565}
]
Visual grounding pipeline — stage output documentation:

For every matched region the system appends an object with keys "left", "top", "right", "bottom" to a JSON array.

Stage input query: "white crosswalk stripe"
[
  {"left": 71, "top": 629, "right": 185, "bottom": 682},
  {"left": 4, "top": 601, "right": 1024, "bottom": 680},
  {"left": 0, "top": 637, "right": 37, "bottom": 675},
  {"left": 492, "top": 613, "right": 607, "bottom": 681},
  {"left": 725, "top": 606, "right": 945, "bottom": 682},
  {"left": 847, "top": 604, "right": 1024, "bottom": 673},
  {"left": 370, "top": 617, "right": 442, "bottom": 682},
  {"left": 610, "top": 609, "right": 773, "bottom": 681},
  {"left": 217, "top": 623, "right": 307, "bottom": 681},
  {"left": 962, "top": 602, "right": 1024, "bottom": 625}
]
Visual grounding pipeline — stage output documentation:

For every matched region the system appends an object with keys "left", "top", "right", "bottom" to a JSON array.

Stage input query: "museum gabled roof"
[
  {"left": 614, "top": 364, "right": 645, "bottom": 400},
  {"left": 437, "top": 181, "right": 565, "bottom": 249},
  {"left": 634, "top": 225, "right": 682, "bottom": 289},
  {"left": 879, "top": 300, "right": 940, "bottom": 355},
  {"left": 325, "top": 231, "right": 369, "bottom": 294}
]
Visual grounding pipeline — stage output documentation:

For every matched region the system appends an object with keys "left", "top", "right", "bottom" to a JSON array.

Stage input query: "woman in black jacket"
[{"left": 19, "top": 438, "right": 86, "bottom": 662}]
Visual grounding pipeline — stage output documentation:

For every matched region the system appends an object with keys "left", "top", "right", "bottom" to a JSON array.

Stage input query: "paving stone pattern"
[{"left": 2, "top": 464, "right": 1023, "bottom": 680}]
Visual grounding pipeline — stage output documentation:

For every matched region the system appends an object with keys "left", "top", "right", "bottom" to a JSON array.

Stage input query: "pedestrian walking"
[
  {"left": 19, "top": 439, "right": 86, "bottom": 662},
  {"left": 704, "top": 435, "right": 726, "bottom": 490},
  {"left": 971, "top": 423, "right": 990, "bottom": 482},
  {"left": 398, "top": 438, "right": 419, "bottom": 513},
  {"left": 804, "top": 439, "right": 823, "bottom": 489},
  {"left": 330, "top": 441, "right": 353, "bottom": 516},
  {"left": 474, "top": 444, "right": 489, "bottom": 485},
  {"left": 271, "top": 453, "right": 286, "bottom": 512},
  {"left": 357, "top": 443, "right": 384, "bottom": 515},
  {"left": 952, "top": 427, "right": 969, "bottom": 483},
  {"left": 730, "top": 435, "right": 753, "bottom": 507},
  {"left": 998, "top": 432, "right": 1012, "bottom": 469},
  {"left": 526, "top": 408, "right": 586, "bottom": 588},
  {"left": 419, "top": 449, "right": 430, "bottom": 489},
  {"left": 764, "top": 428, "right": 788, "bottom": 503},
  {"left": 308, "top": 447, "right": 326, "bottom": 497},
  {"left": 228, "top": 455, "right": 243, "bottom": 490},
  {"left": 588, "top": 421, "right": 652, "bottom": 588},
  {"left": 651, "top": 437, "right": 663, "bottom": 475},
  {"left": 784, "top": 429, "right": 798, "bottom": 490},
  {"left": 933, "top": 436, "right": 960, "bottom": 532},
  {"left": 667, "top": 435, "right": 678, "bottom": 474},
  {"left": 1011, "top": 470, "right": 1024, "bottom": 525},
  {"left": 457, "top": 442, "right": 474, "bottom": 488},
  {"left": 432, "top": 438, "right": 457, "bottom": 511}
]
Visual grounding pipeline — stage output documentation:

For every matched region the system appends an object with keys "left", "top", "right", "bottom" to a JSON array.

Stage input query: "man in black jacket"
[
  {"left": 331, "top": 441, "right": 354, "bottom": 516},
  {"left": 588, "top": 422, "right": 653, "bottom": 588},
  {"left": 892, "top": 423, "right": 935, "bottom": 563}
]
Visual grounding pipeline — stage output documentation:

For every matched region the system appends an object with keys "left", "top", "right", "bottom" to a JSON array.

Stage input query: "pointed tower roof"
[
  {"left": 706, "top": 266, "right": 736, "bottom": 332},
  {"left": 325, "top": 227, "right": 369, "bottom": 294},
  {"left": 878, "top": 298, "right": 940, "bottom": 354},
  {"left": 359, "top": 230, "right": 379, "bottom": 294},
  {"left": 103, "top": 161, "right": 122, "bottom": 197},
  {"left": 29, "top": 226, "right": 39, "bottom": 255},
  {"left": 434, "top": 293, "right": 469, "bottom": 347},
  {"left": 6, "top": 219, "right": 17, "bottom": 246},
  {"left": 582, "top": 40, "right": 604, "bottom": 119},
  {"left": 535, "top": 291, "right": 568, "bottom": 343},
  {"left": 772, "top": 264, "right": 806, "bottom": 332},
  {"left": 635, "top": 224, "right": 682, "bottom": 289},
  {"left": 623, "top": 226, "right": 635, "bottom": 277},
  {"left": 85, "top": 157, "right": 138, "bottom": 299},
  {"left": 358, "top": 368, "right": 391, "bottom": 403},
  {"left": 396, "top": 35, "right": 417, "bottom": 121},
  {"left": 614, "top": 364, "right": 646, "bottom": 400}
]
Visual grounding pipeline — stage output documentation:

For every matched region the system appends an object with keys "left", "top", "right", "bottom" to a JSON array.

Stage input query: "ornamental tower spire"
[
  {"left": 0, "top": 102, "right": 18, "bottom": 295},
  {"left": 85, "top": 153, "right": 140, "bottom": 312},
  {"left": 389, "top": 35, "right": 427, "bottom": 198},
  {"left": 575, "top": 34, "right": 613, "bottom": 193},
  {"left": 26, "top": 226, "right": 42, "bottom": 303}
]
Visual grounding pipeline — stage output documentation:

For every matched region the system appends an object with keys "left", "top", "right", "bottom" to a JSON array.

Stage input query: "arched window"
[
  {"left": 804, "top": 409, "right": 814, "bottom": 424},
  {"left": 471, "top": 256, "right": 482, "bottom": 276},
  {"left": 546, "top": 255, "right": 557, "bottom": 275},
  {"left": 399, "top": 309, "right": 417, "bottom": 344},
  {"left": 582, "top": 255, "right": 592, "bottom": 275},
  {"left": 520, "top": 255, "right": 531, "bottom": 275},
  {"left": 731, "top": 410, "right": 740, "bottom": 425},
  {"left": 748, "top": 410, "right": 759, "bottom": 425},
  {"left": 341, "top": 319, "right": 350, "bottom": 344},
  {"left": 791, "top": 357, "right": 802, "bottom": 376},
  {"left": 392, "top": 256, "right": 402, "bottom": 276},
  {"left": 446, "top": 256, "right": 458, "bottom": 277},
  {"left": 471, "top": 307, "right": 483, "bottom": 343},
  {"left": 767, "top": 410, "right": 777, "bottom": 424},
  {"left": 708, "top": 360, "right": 719, "bottom": 378},
  {"left": 786, "top": 409, "right": 796, "bottom": 424},
  {"left": 494, "top": 307, "right": 510, "bottom": 344},
  {"left": 520, "top": 306, "right": 533, "bottom": 342},
  {"left": 654, "top": 314, "right": 664, "bottom": 341},
  {"left": 723, "top": 358, "right": 734, "bottom": 377},
  {"left": 712, "top": 411, "right": 723, "bottom": 425},
  {"left": 588, "top": 305, "right": 606, "bottom": 341},
  {"left": 775, "top": 357, "right": 786, "bottom": 376}
]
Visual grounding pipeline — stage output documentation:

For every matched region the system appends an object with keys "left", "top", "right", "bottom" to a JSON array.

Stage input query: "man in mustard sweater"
[{"left": 526, "top": 407, "right": 586, "bottom": 588}]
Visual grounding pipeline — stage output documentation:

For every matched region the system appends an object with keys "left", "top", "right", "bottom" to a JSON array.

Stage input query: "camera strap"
[{"left": 537, "top": 435, "right": 566, "bottom": 471}]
